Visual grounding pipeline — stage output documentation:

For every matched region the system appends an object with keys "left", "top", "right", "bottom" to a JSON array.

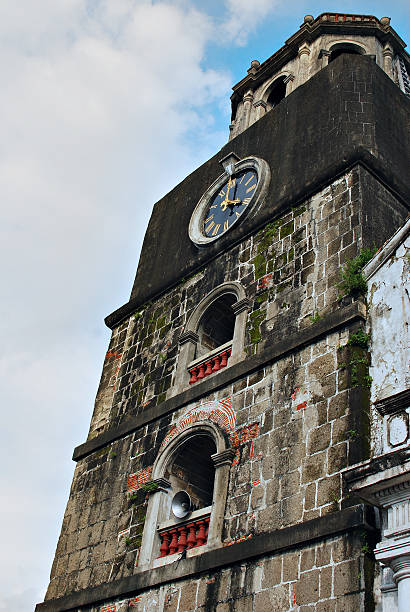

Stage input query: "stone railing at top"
[
  {"left": 158, "top": 512, "right": 211, "bottom": 557},
  {"left": 187, "top": 341, "right": 232, "bottom": 385}
]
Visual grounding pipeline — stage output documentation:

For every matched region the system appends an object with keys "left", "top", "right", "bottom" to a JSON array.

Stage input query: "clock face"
[
  {"left": 188, "top": 155, "right": 270, "bottom": 247},
  {"left": 203, "top": 169, "right": 258, "bottom": 239}
]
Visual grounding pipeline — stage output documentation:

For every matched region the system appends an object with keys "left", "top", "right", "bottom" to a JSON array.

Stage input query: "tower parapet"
[{"left": 229, "top": 13, "right": 410, "bottom": 139}]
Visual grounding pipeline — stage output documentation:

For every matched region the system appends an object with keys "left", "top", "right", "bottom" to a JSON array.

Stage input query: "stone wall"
[
  {"left": 90, "top": 168, "right": 371, "bottom": 438},
  {"left": 82, "top": 533, "right": 372, "bottom": 611}
]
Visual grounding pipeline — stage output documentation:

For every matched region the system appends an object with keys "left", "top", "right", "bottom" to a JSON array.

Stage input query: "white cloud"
[
  {"left": 221, "top": 0, "right": 278, "bottom": 45},
  {"left": 0, "top": 0, "right": 284, "bottom": 607}
]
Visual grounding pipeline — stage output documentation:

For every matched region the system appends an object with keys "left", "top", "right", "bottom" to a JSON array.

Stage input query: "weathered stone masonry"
[{"left": 37, "top": 16, "right": 410, "bottom": 612}]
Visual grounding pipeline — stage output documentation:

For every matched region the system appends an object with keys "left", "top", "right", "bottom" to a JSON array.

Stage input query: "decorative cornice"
[
  {"left": 76, "top": 301, "right": 365, "bottom": 461},
  {"left": 178, "top": 331, "right": 199, "bottom": 346},
  {"left": 232, "top": 297, "right": 251, "bottom": 315},
  {"left": 211, "top": 448, "right": 236, "bottom": 467},
  {"left": 35, "top": 505, "right": 376, "bottom": 612},
  {"left": 374, "top": 388, "right": 410, "bottom": 415}
]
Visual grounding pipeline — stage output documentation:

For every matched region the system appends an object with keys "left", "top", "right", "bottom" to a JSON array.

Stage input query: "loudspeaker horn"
[{"left": 171, "top": 490, "right": 192, "bottom": 519}]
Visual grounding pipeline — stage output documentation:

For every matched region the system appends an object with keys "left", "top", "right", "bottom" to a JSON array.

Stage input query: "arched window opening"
[
  {"left": 196, "top": 294, "right": 236, "bottom": 357},
  {"left": 137, "top": 422, "right": 234, "bottom": 568},
  {"left": 329, "top": 43, "right": 364, "bottom": 63},
  {"left": 172, "top": 282, "right": 250, "bottom": 394},
  {"left": 266, "top": 77, "right": 286, "bottom": 110},
  {"left": 165, "top": 435, "right": 217, "bottom": 510}
]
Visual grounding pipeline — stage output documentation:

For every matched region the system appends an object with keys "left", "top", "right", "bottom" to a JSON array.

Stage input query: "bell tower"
[{"left": 37, "top": 13, "right": 409, "bottom": 612}]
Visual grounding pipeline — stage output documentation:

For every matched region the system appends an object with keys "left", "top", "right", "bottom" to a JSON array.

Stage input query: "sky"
[{"left": 1, "top": 1, "right": 408, "bottom": 610}]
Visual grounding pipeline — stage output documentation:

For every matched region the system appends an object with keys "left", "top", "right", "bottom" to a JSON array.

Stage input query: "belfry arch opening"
[
  {"left": 196, "top": 293, "right": 236, "bottom": 357},
  {"left": 329, "top": 43, "right": 365, "bottom": 63},
  {"left": 165, "top": 434, "right": 217, "bottom": 510},
  {"left": 266, "top": 76, "right": 286, "bottom": 111}
]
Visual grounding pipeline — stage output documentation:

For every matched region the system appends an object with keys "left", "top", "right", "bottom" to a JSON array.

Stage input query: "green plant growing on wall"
[
  {"left": 309, "top": 311, "right": 321, "bottom": 324},
  {"left": 142, "top": 481, "right": 158, "bottom": 493},
  {"left": 338, "top": 246, "right": 377, "bottom": 298},
  {"left": 347, "top": 328, "right": 370, "bottom": 348}
]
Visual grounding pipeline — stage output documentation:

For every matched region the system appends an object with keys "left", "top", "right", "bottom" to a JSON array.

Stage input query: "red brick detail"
[
  {"left": 129, "top": 597, "right": 142, "bottom": 606},
  {"left": 101, "top": 606, "right": 116, "bottom": 612},
  {"left": 231, "top": 423, "right": 259, "bottom": 447},
  {"left": 159, "top": 398, "right": 236, "bottom": 452},
  {"left": 127, "top": 466, "right": 153, "bottom": 492},
  {"left": 257, "top": 272, "right": 273, "bottom": 291},
  {"left": 106, "top": 350, "right": 122, "bottom": 360}
]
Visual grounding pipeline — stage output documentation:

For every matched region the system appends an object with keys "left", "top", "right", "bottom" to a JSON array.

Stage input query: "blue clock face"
[{"left": 203, "top": 169, "right": 258, "bottom": 239}]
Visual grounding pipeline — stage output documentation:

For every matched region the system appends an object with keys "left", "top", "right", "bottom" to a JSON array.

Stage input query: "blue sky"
[{"left": 0, "top": 1, "right": 408, "bottom": 610}]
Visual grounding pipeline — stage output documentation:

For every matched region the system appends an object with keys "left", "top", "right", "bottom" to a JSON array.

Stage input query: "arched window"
[
  {"left": 165, "top": 434, "right": 216, "bottom": 509},
  {"left": 172, "top": 282, "right": 250, "bottom": 395},
  {"left": 266, "top": 76, "right": 286, "bottom": 110},
  {"left": 137, "top": 421, "right": 234, "bottom": 569},
  {"left": 196, "top": 294, "right": 236, "bottom": 357},
  {"left": 328, "top": 42, "right": 365, "bottom": 63}
]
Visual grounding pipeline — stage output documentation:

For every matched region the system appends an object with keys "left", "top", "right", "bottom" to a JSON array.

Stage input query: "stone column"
[
  {"left": 297, "top": 43, "right": 311, "bottom": 87},
  {"left": 137, "top": 478, "right": 171, "bottom": 568},
  {"left": 242, "top": 90, "right": 254, "bottom": 131},
  {"left": 253, "top": 100, "right": 267, "bottom": 121},
  {"left": 390, "top": 556, "right": 410, "bottom": 611},
  {"left": 207, "top": 449, "right": 235, "bottom": 547},
  {"left": 319, "top": 49, "right": 331, "bottom": 69},
  {"left": 383, "top": 44, "right": 394, "bottom": 80},
  {"left": 230, "top": 297, "right": 251, "bottom": 365},
  {"left": 374, "top": 487, "right": 410, "bottom": 612},
  {"left": 171, "top": 330, "right": 199, "bottom": 395}
]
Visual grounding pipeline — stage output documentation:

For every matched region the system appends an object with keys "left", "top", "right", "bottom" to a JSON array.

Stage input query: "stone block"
[
  {"left": 335, "top": 593, "right": 361, "bottom": 611},
  {"left": 281, "top": 491, "right": 303, "bottom": 525},
  {"left": 308, "top": 424, "right": 331, "bottom": 454},
  {"left": 300, "top": 547, "right": 315, "bottom": 572},
  {"left": 258, "top": 503, "right": 280, "bottom": 532},
  {"left": 328, "top": 392, "right": 348, "bottom": 420},
  {"left": 304, "top": 482, "right": 316, "bottom": 510},
  {"left": 164, "top": 588, "right": 180, "bottom": 611},
  {"left": 328, "top": 443, "right": 347, "bottom": 474},
  {"left": 251, "top": 485, "right": 265, "bottom": 509},
  {"left": 316, "top": 600, "right": 336, "bottom": 612},
  {"left": 333, "top": 559, "right": 359, "bottom": 597},
  {"left": 317, "top": 475, "right": 341, "bottom": 507},
  {"left": 262, "top": 556, "right": 282, "bottom": 588},
  {"left": 254, "top": 585, "right": 289, "bottom": 610},
  {"left": 233, "top": 595, "right": 253, "bottom": 611},
  {"left": 294, "top": 569, "right": 320, "bottom": 605},
  {"left": 283, "top": 551, "right": 299, "bottom": 582},
  {"left": 302, "top": 452, "right": 326, "bottom": 483},
  {"left": 281, "top": 470, "right": 300, "bottom": 498},
  {"left": 179, "top": 581, "right": 198, "bottom": 611},
  {"left": 316, "top": 541, "right": 332, "bottom": 567},
  {"left": 320, "top": 565, "right": 333, "bottom": 599},
  {"left": 308, "top": 353, "right": 336, "bottom": 381}
]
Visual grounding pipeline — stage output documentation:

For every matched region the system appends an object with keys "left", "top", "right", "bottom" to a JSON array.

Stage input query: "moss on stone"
[
  {"left": 256, "top": 220, "right": 281, "bottom": 253},
  {"left": 248, "top": 309, "right": 266, "bottom": 345},
  {"left": 253, "top": 254, "right": 267, "bottom": 279},
  {"left": 279, "top": 220, "right": 294, "bottom": 239},
  {"left": 292, "top": 205, "right": 307, "bottom": 217}
]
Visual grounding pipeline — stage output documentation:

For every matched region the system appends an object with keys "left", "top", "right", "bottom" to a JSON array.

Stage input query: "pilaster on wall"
[{"left": 345, "top": 457, "right": 410, "bottom": 611}]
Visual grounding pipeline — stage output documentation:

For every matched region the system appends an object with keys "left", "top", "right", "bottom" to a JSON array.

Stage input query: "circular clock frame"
[{"left": 188, "top": 156, "right": 271, "bottom": 247}]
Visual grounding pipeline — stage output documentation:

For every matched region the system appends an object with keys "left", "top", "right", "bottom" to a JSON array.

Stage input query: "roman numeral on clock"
[{"left": 212, "top": 224, "right": 221, "bottom": 236}]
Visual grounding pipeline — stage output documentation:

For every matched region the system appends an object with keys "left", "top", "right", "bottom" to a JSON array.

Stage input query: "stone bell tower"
[{"left": 37, "top": 13, "right": 409, "bottom": 612}]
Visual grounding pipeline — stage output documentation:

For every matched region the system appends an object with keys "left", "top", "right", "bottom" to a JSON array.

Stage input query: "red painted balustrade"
[
  {"left": 188, "top": 348, "right": 232, "bottom": 385},
  {"left": 158, "top": 516, "right": 210, "bottom": 557}
]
